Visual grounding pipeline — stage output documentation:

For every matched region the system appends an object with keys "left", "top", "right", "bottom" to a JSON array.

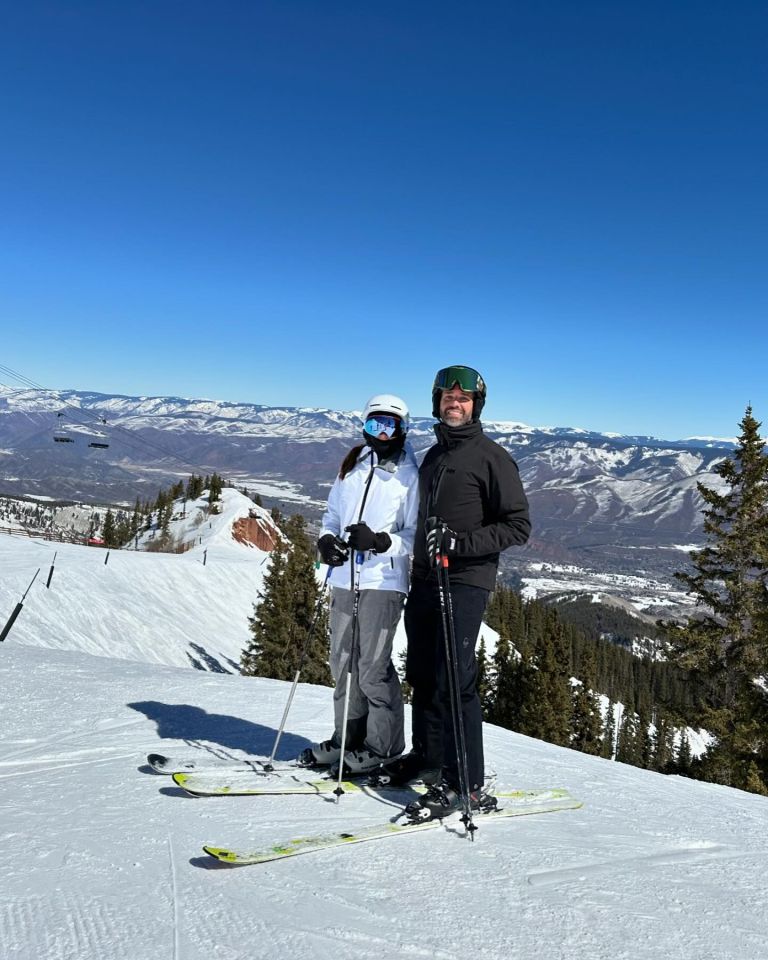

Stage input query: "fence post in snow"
[
  {"left": 46, "top": 551, "right": 57, "bottom": 589},
  {"left": 1, "top": 568, "right": 40, "bottom": 642},
  {"left": 104, "top": 550, "right": 110, "bottom": 566},
  {"left": 203, "top": 549, "right": 208, "bottom": 567}
]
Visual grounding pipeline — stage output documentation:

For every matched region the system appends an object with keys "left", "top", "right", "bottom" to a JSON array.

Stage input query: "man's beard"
[{"left": 441, "top": 409, "right": 471, "bottom": 426}]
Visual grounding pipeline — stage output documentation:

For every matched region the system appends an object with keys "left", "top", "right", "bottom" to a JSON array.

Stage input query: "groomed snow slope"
[
  {"left": 1, "top": 521, "right": 767, "bottom": 960},
  {"left": 0, "top": 489, "right": 270, "bottom": 670},
  {"left": 3, "top": 660, "right": 768, "bottom": 957}
]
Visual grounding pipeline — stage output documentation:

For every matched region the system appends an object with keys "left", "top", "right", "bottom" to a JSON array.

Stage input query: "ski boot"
[
  {"left": 296, "top": 738, "right": 341, "bottom": 768},
  {"left": 404, "top": 781, "right": 498, "bottom": 823},
  {"left": 367, "top": 752, "right": 441, "bottom": 788}
]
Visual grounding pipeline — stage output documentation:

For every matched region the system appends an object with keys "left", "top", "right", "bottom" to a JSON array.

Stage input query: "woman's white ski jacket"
[{"left": 319, "top": 444, "right": 419, "bottom": 594}]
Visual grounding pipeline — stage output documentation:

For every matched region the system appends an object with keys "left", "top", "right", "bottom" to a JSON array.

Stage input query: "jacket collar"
[
  {"left": 356, "top": 444, "right": 408, "bottom": 474},
  {"left": 434, "top": 420, "right": 483, "bottom": 449}
]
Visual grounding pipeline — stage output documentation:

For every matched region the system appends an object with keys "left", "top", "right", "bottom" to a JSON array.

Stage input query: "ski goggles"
[
  {"left": 432, "top": 365, "right": 485, "bottom": 394},
  {"left": 363, "top": 414, "right": 402, "bottom": 439}
]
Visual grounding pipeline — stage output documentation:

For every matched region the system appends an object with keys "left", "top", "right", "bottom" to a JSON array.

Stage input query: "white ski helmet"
[{"left": 362, "top": 394, "right": 410, "bottom": 434}]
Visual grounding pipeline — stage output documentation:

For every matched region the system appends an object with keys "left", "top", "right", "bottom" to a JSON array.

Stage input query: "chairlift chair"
[
  {"left": 88, "top": 417, "right": 110, "bottom": 448},
  {"left": 53, "top": 412, "right": 74, "bottom": 443}
]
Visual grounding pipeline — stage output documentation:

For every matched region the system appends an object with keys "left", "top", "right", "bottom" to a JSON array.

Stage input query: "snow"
[
  {"left": 520, "top": 562, "right": 696, "bottom": 614},
  {"left": 0, "top": 489, "right": 270, "bottom": 669},
  {"left": 1, "top": 531, "right": 768, "bottom": 959},
  {"left": 684, "top": 436, "right": 738, "bottom": 445}
]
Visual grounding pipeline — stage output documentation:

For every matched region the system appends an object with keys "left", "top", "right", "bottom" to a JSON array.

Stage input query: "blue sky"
[{"left": 1, "top": 1, "right": 767, "bottom": 438}]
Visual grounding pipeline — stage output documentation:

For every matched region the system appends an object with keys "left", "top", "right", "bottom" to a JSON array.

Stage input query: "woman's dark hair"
[{"left": 339, "top": 444, "right": 366, "bottom": 480}]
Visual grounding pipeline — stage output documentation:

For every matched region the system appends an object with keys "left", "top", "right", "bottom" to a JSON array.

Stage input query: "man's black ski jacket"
[{"left": 411, "top": 420, "right": 531, "bottom": 591}]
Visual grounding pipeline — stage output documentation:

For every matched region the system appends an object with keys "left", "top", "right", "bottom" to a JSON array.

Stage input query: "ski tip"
[{"left": 204, "top": 846, "right": 239, "bottom": 864}]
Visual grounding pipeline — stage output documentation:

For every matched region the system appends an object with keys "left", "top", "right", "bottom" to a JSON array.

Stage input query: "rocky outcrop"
[{"left": 232, "top": 512, "right": 280, "bottom": 551}]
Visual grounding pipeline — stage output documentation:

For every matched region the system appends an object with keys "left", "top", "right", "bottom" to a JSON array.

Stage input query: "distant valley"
[{"left": 0, "top": 386, "right": 729, "bottom": 615}]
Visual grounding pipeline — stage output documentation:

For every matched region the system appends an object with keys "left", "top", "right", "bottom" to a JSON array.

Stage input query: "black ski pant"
[{"left": 404, "top": 578, "right": 489, "bottom": 793}]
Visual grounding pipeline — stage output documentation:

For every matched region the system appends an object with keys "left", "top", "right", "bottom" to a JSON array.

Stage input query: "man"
[{"left": 375, "top": 364, "right": 531, "bottom": 821}]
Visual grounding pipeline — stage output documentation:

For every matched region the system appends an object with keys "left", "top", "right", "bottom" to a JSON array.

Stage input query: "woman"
[{"left": 299, "top": 393, "right": 418, "bottom": 775}]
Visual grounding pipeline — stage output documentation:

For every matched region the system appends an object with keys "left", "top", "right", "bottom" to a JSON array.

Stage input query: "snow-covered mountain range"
[{"left": 0, "top": 386, "right": 731, "bottom": 612}]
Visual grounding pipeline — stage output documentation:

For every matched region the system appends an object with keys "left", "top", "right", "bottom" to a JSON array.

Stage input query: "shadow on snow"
[{"left": 127, "top": 700, "right": 312, "bottom": 760}]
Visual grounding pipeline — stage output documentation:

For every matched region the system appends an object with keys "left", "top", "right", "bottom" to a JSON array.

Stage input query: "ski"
[
  {"left": 174, "top": 770, "right": 365, "bottom": 796},
  {"left": 146, "top": 753, "right": 297, "bottom": 775},
  {"left": 172, "top": 767, "right": 497, "bottom": 797},
  {"left": 203, "top": 789, "right": 583, "bottom": 865}
]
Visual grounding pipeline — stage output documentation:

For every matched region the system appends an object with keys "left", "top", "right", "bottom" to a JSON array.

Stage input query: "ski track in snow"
[{"left": 1, "top": 523, "right": 768, "bottom": 959}]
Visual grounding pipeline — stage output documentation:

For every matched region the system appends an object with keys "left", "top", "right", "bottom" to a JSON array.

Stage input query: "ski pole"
[
  {"left": 262, "top": 566, "right": 332, "bottom": 772},
  {"left": 333, "top": 459, "right": 376, "bottom": 799},
  {"left": 435, "top": 528, "right": 476, "bottom": 837},
  {"left": 334, "top": 549, "right": 364, "bottom": 800},
  {"left": 46, "top": 551, "right": 57, "bottom": 589},
  {"left": 1, "top": 569, "right": 40, "bottom": 643}
]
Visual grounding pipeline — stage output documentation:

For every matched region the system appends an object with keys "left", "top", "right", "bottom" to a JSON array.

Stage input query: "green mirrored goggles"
[{"left": 433, "top": 365, "right": 485, "bottom": 394}]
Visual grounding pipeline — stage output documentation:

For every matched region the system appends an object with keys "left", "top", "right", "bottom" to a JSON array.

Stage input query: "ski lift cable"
[
  {"left": 0, "top": 364, "right": 173, "bottom": 456},
  {"left": 0, "top": 366, "right": 215, "bottom": 477},
  {"left": 0, "top": 363, "right": 242, "bottom": 489}
]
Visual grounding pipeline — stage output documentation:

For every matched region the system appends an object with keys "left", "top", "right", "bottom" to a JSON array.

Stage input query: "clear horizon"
[{"left": 0, "top": 373, "right": 743, "bottom": 443}]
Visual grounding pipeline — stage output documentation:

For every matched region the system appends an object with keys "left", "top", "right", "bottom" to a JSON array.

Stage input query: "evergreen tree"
[
  {"left": 653, "top": 711, "right": 675, "bottom": 773},
  {"left": 600, "top": 699, "right": 616, "bottom": 760},
  {"left": 102, "top": 509, "right": 116, "bottom": 548},
  {"left": 476, "top": 636, "right": 491, "bottom": 712},
  {"left": 637, "top": 706, "right": 654, "bottom": 769},
  {"left": 571, "top": 685, "right": 602, "bottom": 756},
  {"left": 161, "top": 501, "right": 172, "bottom": 535},
  {"left": 186, "top": 474, "right": 204, "bottom": 500},
  {"left": 521, "top": 618, "right": 571, "bottom": 746},
  {"left": 676, "top": 731, "right": 693, "bottom": 775},
  {"left": 241, "top": 514, "right": 331, "bottom": 685},
  {"left": 115, "top": 515, "right": 131, "bottom": 547},
  {"left": 241, "top": 543, "right": 291, "bottom": 677},
  {"left": 668, "top": 406, "right": 768, "bottom": 793},
  {"left": 571, "top": 643, "right": 602, "bottom": 755},
  {"left": 616, "top": 707, "right": 640, "bottom": 765},
  {"left": 486, "top": 632, "right": 517, "bottom": 728},
  {"left": 130, "top": 498, "right": 142, "bottom": 539},
  {"left": 208, "top": 472, "right": 223, "bottom": 504}
]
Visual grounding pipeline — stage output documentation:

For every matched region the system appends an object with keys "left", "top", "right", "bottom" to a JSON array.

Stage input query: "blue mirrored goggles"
[{"left": 363, "top": 415, "right": 402, "bottom": 439}]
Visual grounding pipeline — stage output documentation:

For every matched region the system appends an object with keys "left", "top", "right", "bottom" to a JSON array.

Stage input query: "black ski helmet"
[{"left": 431, "top": 365, "right": 487, "bottom": 421}]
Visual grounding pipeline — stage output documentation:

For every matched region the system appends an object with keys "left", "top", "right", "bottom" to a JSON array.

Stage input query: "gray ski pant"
[{"left": 329, "top": 586, "right": 406, "bottom": 759}]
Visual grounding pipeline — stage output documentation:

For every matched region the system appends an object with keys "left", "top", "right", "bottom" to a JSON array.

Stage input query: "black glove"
[
  {"left": 345, "top": 522, "right": 392, "bottom": 554},
  {"left": 317, "top": 533, "right": 350, "bottom": 567},
  {"left": 425, "top": 516, "right": 460, "bottom": 567}
]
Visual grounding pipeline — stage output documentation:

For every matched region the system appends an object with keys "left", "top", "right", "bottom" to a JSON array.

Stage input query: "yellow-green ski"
[
  {"left": 203, "top": 789, "right": 583, "bottom": 864},
  {"left": 173, "top": 771, "right": 362, "bottom": 796}
]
